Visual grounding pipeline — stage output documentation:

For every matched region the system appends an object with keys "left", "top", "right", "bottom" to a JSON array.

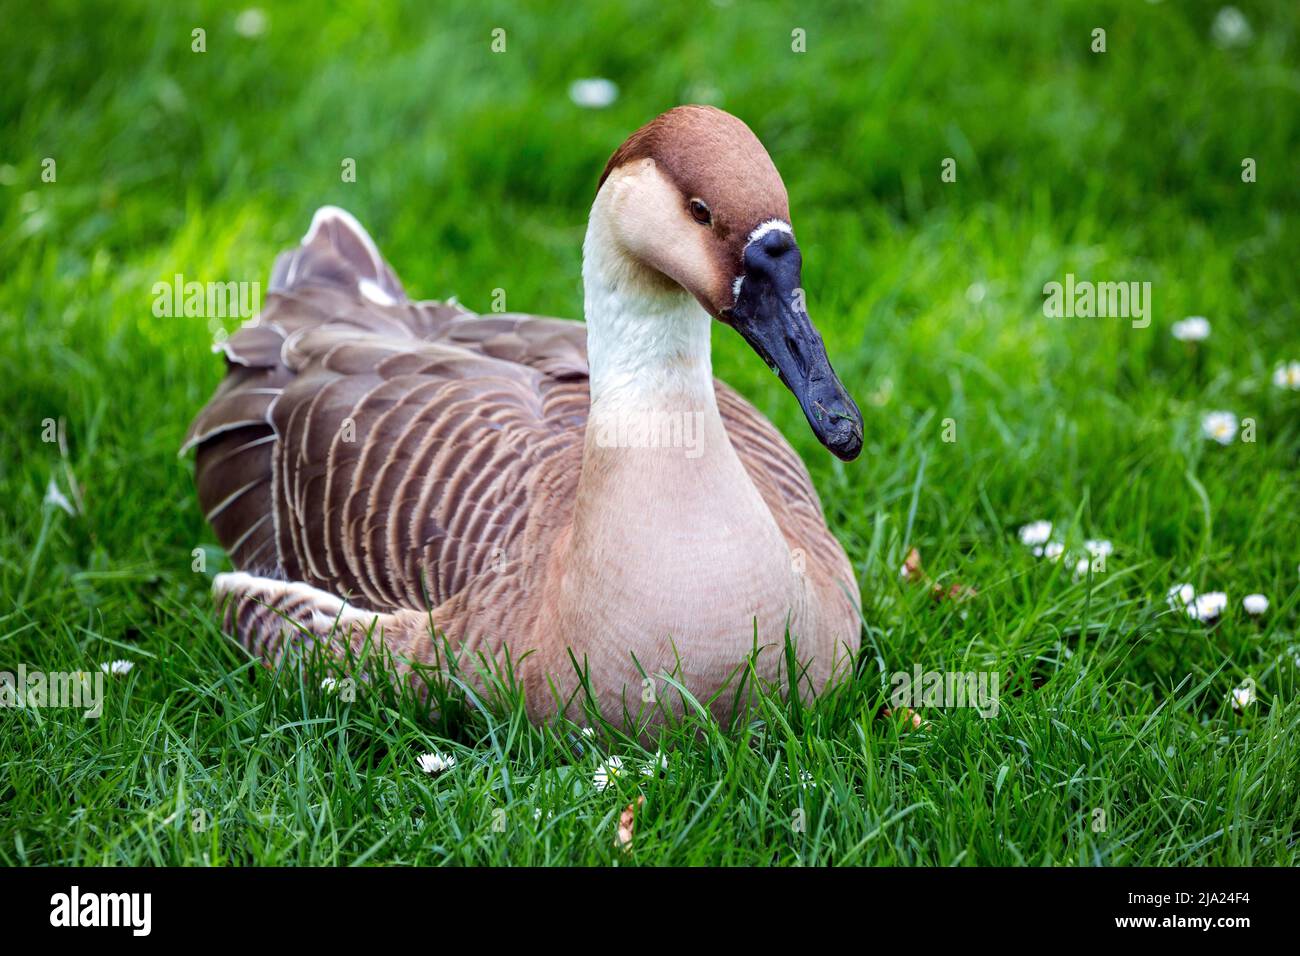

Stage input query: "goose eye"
[{"left": 689, "top": 199, "right": 712, "bottom": 225}]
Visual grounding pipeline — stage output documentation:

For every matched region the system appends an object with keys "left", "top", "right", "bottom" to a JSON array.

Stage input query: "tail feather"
[{"left": 270, "top": 205, "right": 407, "bottom": 303}]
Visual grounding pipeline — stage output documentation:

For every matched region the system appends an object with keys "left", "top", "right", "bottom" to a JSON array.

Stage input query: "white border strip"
[
  {"left": 745, "top": 218, "right": 793, "bottom": 246},
  {"left": 733, "top": 219, "right": 795, "bottom": 300}
]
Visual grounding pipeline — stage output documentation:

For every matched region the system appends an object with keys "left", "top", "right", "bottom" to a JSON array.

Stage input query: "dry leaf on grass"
[
  {"left": 900, "top": 547, "right": 924, "bottom": 582},
  {"left": 900, "top": 547, "right": 978, "bottom": 603},
  {"left": 614, "top": 795, "right": 645, "bottom": 852},
  {"left": 881, "top": 706, "right": 924, "bottom": 731},
  {"left": 931, "top": 582, "right": 979, "bottom": 604}
]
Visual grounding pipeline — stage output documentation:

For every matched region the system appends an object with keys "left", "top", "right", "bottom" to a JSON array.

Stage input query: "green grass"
[{"left": 2, "top": 0, "right": 1299, "bottom": 865}]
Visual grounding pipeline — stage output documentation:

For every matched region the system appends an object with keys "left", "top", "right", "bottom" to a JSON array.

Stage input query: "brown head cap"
[{"left": 597, "top": 106, "right": 792, "bottom": 313}]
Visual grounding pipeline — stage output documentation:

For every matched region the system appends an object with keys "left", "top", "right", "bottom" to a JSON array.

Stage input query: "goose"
[{"left": 184, "top": 105, "right": 864, "bottom": 727}]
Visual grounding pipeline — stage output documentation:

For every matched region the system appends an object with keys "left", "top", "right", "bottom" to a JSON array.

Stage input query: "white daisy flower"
[
  {"left": 1171, "top": 316, "right": 1210, "bottom": 342},
  {"left": 1201, "top": 411, "right": 1238, "bottom": 445},
  {"left": 1018, "top": 521, "right": 1053, "bottom": 547},
  {"left": 1230, "top": 682, "right": 1256, "bottom": 711},
  {"left": 1271, "top": 361, "right": 1300, "bottom": 391},
  {"left": 417, "top": 752, "right": 456, "bottom": 775},
  {"left": 1242, "top": 593, "right": 1269, "bottom": 615},
  {"left": 1084, "top": 539, "right": 1113, "bottom": 558},
  {"left": 1189, "top": 591, "right": 1228, "bottom": 622},
  {"left": 1041, "top": 541, "right": 1066, "bottom": 561},
  {"left": 234, "top": 8, "right": 268, "bottom": 38},
  {"left": 100, "top": 660, "right": 134, "bottom": 676},
  {"left": 797, "top": 769, "right": 816, "bottom": 789},
  {"left": 593, "top": 756, "right": 624, "bottom": 791},
  {"left": 568, "top": 78, "right": 619, "bottom": 109},
  {"left": 641, "top": 751, "right": 668, "bottom": 776},
  {"left": 1211, "top": 7, "right": 1253, "bottom": 48},
  {"left": 579, "top": 726, "right": 596, "bottom": 738},
  {"left": 1073, "top": 556, "right": 1092, "bottom": 578},
  {"left": 1167, "top": 582, "right": 1196, "bottom": 611}
]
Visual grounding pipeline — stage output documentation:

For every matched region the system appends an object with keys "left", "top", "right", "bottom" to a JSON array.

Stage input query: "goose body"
[{"left": 186, "top": 106, "right": 863, "bottom": 726}]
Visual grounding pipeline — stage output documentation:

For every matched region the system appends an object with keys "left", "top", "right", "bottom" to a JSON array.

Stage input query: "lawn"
[{"left": 1, "top": 0, "right": 1298, "bottom": 865}]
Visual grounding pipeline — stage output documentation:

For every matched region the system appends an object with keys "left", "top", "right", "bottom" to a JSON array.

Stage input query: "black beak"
[{"left": 722, "top": 228, "right": 863, "bottom": 461}]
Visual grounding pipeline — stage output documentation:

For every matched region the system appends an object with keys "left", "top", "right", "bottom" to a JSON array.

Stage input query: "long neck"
[
  {"left": 582, "top": 212, "right": 716, "bottom": 411},
  {"left": 579, "top": 203, "right": 730, "bottom": 481},
  {"left": 559, "top": 207, "right": 792, "bottom": 587},
  {"left": 537, "top": 208, "right": 800, "bottom": 650}
]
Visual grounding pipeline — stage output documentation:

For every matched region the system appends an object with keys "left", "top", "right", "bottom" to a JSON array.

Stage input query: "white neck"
[{"left": 581, "top": 206, "right": 716, "bottom": 412}]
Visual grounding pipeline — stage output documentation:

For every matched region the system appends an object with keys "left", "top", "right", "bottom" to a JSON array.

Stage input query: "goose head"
[{"left": 592, "top": 105, "right": 863, "bottom": 461}]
